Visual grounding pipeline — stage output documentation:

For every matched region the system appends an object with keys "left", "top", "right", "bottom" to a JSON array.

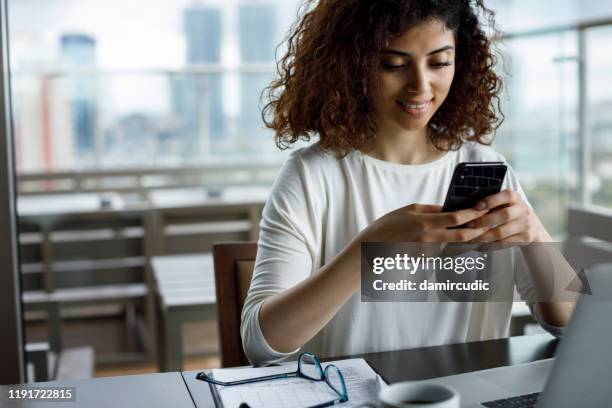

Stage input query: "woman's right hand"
[{"left": 360, "top": 204, "right": 491, "bottom": 243}]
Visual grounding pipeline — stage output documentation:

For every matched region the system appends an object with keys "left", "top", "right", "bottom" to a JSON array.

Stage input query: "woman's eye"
[
  {"left": 431, "top": 61, "right": 453, "bottom": 68},
  {"left": 382, "top": 61, "right": 452, "bottom": 71},
  {"left": 382, "top": 62, "right": 405, "bottom": 70}
]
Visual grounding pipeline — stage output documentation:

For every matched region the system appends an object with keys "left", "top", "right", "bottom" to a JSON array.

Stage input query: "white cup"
[{"left": 379, "top": 382, "right": 460, "bottom": 408}]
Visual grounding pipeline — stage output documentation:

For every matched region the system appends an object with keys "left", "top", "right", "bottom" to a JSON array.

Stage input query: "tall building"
[
  {"left": 239, "top": 4, "right": 276, "bottom": 64},
  {"left": 238, "top": 4, "right": 276, "bottom": 151},
  {"left": 174, "top": 6, "right": 223, "bottom": 158},
  {"left": 60, "top": 34, "right": 97, "bottom": 157},
  {"left": 184, "top": 8, "right": 222, "bottom": 63},
  {"left": 61, "top": 34, "right": 95, "bottom": 67}
]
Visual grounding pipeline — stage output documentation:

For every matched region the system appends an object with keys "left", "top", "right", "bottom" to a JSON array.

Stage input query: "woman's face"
[{"left": 371, "top": 18, "right": 456, "bottom": 135}]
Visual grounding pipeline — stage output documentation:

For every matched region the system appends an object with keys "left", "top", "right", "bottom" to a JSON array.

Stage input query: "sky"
[{"left": 488, "top": 0, "right": 612, "bottom": 34}]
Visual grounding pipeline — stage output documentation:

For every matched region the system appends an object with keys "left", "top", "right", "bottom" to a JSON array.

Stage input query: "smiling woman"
[{"left": 243, "top": 0, "right": 569, "bottom": 366}]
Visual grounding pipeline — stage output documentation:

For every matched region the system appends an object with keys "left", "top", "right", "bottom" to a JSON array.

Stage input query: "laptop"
[{"left": 414, "top": 263, "right": 612, "bottom": 408}]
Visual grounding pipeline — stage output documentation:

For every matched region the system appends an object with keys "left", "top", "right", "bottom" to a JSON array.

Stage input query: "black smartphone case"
[{"left": 442, "top": 162, "right": 507, "bottom": 212}]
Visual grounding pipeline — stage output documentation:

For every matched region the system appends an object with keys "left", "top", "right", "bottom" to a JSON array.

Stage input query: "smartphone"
[{"left": 442, "top": 162, "right": 507, "bottom": 212}]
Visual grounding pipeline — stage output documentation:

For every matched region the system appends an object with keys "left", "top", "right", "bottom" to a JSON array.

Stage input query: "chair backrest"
[
  {"left": 564, "top": 204, "right": 612, "bottom": 270},
  {"left": 212, "top": 242, "right": 257, "bottom": 367}
]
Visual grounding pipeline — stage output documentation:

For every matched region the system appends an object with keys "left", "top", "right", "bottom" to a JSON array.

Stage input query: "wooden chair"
[
  {"left": 19, "top": 210, "right": 150, "bottom": 370},
  {"left": 212, "top": 242, "right": 257, "bottom": 367}
]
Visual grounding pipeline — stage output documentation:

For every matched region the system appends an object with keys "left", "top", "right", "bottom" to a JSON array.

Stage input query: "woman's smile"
[{"left": 396, "top": 99, "right": 433, "bottom": 116}]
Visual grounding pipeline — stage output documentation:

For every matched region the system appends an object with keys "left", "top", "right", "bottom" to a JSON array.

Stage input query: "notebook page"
[{"left": 212, "top": 358, "right": 384, "bottom": 408}]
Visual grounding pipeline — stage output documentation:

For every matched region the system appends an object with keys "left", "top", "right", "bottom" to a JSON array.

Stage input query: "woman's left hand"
[{"left": 466, "top": 189, "right": 551, "bottom": 243}]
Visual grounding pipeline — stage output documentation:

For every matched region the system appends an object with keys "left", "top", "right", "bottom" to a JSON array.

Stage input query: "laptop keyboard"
[{"left": 481, "top": 392, "right": 540, "bottom": 407}]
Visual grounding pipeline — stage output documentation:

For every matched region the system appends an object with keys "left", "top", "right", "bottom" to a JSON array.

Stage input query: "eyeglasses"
[{"left": 196, "top": 352, "right": 348, "bottom": 408}]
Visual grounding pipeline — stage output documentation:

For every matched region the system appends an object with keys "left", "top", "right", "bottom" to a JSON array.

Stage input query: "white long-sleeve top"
[{"left": 241, "top": 142, "right": 556, "bottom": 365}]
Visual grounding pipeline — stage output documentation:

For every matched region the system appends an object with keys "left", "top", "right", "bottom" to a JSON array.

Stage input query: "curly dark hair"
[{"left": 262, "top": 0, "right": 504, "bottom": 154}]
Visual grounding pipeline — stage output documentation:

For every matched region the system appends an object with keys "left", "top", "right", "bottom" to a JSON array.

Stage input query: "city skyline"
[
  {"left": 11, "top": 1, "right": 295, "bottom": 171},
  {"left": 7, "top": 0, "right": 612, "bottom": 175}
]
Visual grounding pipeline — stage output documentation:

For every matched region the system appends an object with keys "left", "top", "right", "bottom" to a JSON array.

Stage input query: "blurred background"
[{"left": 6, "top": 0, "right": 612, "bottom": 381}]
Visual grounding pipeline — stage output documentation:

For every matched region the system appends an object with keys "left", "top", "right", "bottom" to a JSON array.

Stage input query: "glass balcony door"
[
  {"left": 495, "top": 31, "right": 579, "bottom": 236},
  {"left": 586, "top": 25, "right": 612, "bottom": 207}
]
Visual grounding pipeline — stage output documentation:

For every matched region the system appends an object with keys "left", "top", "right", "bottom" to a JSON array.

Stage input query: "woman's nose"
[{"left": 404, "top": 65, "right": 430, "bottom": 95}]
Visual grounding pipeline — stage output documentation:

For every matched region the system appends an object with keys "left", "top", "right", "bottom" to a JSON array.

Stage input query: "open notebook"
[{"left": 210, "top": 358, "right": 385, "bottom": 408}]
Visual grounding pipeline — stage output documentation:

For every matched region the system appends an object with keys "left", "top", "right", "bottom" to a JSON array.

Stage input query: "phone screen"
[{"left": 442, "top": 162, "right": 507, "bottom": 212}]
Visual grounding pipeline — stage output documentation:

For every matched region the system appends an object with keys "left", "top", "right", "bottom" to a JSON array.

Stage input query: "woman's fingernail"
[{"left": 475, "top": 201, "right": 486, "bottom": 210}]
